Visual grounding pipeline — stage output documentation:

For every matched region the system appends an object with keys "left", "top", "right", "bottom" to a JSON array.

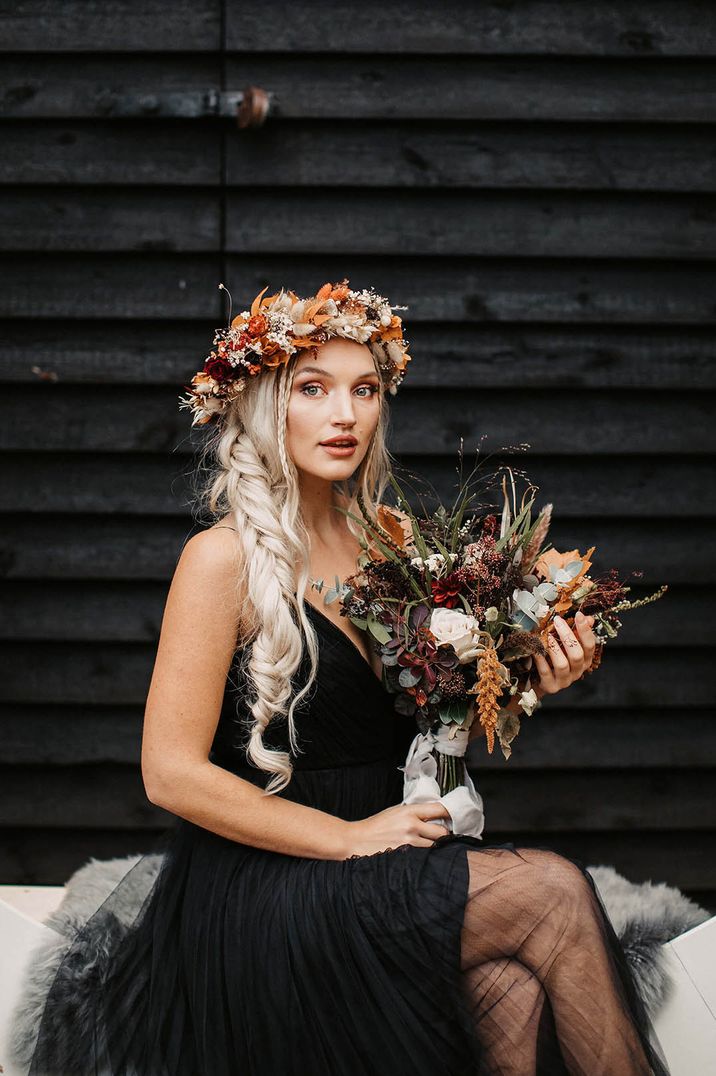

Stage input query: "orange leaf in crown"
[
  {"left": 315, "top": 282, "right": 333, "bottom": 302},
  {"left": 250, "top": 285, "right": 270, "bottom": 316}
]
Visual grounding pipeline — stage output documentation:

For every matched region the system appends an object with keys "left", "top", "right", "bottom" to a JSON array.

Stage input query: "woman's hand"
[
  {"left": 341, "top": 801, "right": 452, "bottom": 858},
  {"left": 531, "top": 611, "right": 597, "bottom": 699}
]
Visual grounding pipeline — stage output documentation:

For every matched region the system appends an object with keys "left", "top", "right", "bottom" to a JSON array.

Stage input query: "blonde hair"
[{"left": 193, "top": 348, "right": 394, "bottom": 794}]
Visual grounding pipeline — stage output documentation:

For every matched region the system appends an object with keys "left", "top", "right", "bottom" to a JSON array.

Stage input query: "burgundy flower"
[
  {"left": 204, "top": 356, "right": 234, "bottom": 382},
  {"left": 431, "top": 572, "right": 464, "bottom": 609}
]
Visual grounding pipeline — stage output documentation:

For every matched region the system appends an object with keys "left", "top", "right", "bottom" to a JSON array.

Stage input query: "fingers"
[
  {"left": 414, "top": 802, "right": 451, "bottom": 821},
  {"left": 533, "top": 612, "right": 597, "bottom": 693},
  {"left": 552, "top": 615, "right": 585, "bottom": 673}
]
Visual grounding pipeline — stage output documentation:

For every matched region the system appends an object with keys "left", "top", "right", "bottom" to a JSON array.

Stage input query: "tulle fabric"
[{"left": 26, "top": 602, "right": 671, "bottom": 1075}]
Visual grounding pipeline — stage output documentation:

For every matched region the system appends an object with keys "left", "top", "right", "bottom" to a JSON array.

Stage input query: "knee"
[{"left": 518, "top": 848, "right": 595, "bottom": 918}]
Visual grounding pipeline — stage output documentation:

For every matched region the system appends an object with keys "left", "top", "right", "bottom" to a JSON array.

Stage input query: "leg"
[
  {"left": 462, "top": 956, "right": 566, "bottom": 1076},
  {"left": 459, "top": 846, "right": 661, "bottom": 1075}
]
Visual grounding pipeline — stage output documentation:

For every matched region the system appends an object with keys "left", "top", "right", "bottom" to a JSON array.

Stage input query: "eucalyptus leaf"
[{"left": 398, "top": 665, "right": 422, "bottom": 688}]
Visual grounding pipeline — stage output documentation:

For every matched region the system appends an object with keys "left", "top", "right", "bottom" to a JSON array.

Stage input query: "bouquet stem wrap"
[{"left": 399, "top": 725, "right": 485, "bottom": 839}]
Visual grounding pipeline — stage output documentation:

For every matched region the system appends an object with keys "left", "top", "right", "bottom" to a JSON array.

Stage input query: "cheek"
[{"left": 285, "top": 397, "right": 318, "bottom": 451}]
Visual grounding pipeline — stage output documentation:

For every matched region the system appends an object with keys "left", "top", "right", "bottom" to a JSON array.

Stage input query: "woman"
[{"left": 26, "top": 280, "right": 669, "bottom": 1074}]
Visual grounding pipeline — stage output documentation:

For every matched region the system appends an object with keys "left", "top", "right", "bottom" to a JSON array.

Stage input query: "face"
[{"left": 285, "top": 338, "right": 382, "bottom": 482}]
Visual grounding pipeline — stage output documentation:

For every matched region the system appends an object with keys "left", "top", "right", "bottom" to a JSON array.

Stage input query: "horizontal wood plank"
[
  {"left": 1, "top": 706, "right": 712, "bottom": 770},
  {"left": 0, "top": 190, "right": 219, "bottom": 252},
  {"left": 1, "top": 386, "right": 712, "bottom": 453},
  {"left": 0, "top": 0, "right": 219, "bottom": 51},
  {"left": 0, "top": 644, "right": 710, "bottom": 708},
  {"left": 1, "top": 765, "right": 712, "bottom": 830},
  {"left": 0, "top": 123, "right": 221, "bottom": 185},
  {"left": 226, "top": 56, "right": 716, "bottom": 122},
  {"left": 0, "top": 582, "right": 694, "bottom": 646},
  {"left": 0, "top": 465, "right": 713, "bottom": 524},
  {"left": 3, "top": 56, "right": 716, "bottom": 121},
  {"left": 4, "top": 256, "right": 716, "bottom": 324},
  {"left": 3, "top": 2, "right": 715, "bottom": 56},
  {"left": 3, "top": 122, "right": 716, "bottom": 192},
  {"left": 228, "top": 3, "right": 716, "bottom": 57},
  {"left": 226, "top": 190, "right": 716, "bottom": 259},
  {"left": 6, "top": 190, "right": 716, "bottom": 259},
  {"left": 223, "top": 121, "right": 716, "bottom": 193},
  {"left": 2, "top": 321, "right": 716, "bottom": 390}
]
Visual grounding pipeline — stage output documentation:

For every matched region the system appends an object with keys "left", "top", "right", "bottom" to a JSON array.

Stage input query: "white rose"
[
  {"left": 519, "top": 687, "right": 541, "bottom": 716},
  {"left": 429, "top": 608, "right": 482, "bottom": 664}
]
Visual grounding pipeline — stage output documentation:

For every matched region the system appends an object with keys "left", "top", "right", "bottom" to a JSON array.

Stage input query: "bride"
[{"left": 26, "top": 280, "right": 669, "bottom": 1075}]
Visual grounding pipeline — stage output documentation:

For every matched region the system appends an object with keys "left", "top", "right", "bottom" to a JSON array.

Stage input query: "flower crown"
[{"left": 178, "top": 277, "right": 411, "bottom": 426}]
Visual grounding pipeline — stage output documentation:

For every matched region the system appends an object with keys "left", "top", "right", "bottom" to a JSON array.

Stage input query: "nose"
[{"left": 330, "top": 388, "right": 358, "bottom": 426}]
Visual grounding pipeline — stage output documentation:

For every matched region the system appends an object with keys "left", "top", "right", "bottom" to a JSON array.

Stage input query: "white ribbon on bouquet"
[{"left": 399, "top": 724, "right": 485, "bottom": 839}]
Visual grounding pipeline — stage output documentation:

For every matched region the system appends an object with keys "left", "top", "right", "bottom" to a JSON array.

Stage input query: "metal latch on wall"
[{"left": 95, "top": 86, "right": 271, "bottom": 127}]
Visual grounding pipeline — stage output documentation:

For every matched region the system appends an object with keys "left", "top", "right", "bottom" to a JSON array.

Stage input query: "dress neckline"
[{"left": 302, "top": 598, "right": 386, "bottom": 690}]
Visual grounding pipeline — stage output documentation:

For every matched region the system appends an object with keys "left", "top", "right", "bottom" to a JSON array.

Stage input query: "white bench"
[
  {"left": 0, "top": 886, "right": 65, "bottom": 1076},
  {"left": 0, "top": 884, "right": 714, "bottom": 1075}
]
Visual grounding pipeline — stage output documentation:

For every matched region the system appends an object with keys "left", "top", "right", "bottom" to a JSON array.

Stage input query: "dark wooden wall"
[{"left": 1, "top": 3, "right": 715, "bottom": 911}]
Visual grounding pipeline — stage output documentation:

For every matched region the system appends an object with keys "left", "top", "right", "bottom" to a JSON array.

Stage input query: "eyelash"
[{"left": 299, "top": 383, "right": 379, "bottom": 398}]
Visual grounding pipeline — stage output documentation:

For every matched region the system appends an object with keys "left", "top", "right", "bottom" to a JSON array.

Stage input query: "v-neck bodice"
[{"left": 210, "top": 597, "right": 417, "bottom": 786}]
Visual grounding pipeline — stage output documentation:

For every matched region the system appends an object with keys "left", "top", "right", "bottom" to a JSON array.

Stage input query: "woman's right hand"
[{"left": 341, "top": 801, "right": 452, "bottom": 859}]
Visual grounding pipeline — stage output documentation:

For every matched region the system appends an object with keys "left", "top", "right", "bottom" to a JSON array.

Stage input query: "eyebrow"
[{"left": 295, "top": 365, "right": 379, "bottom": 380}]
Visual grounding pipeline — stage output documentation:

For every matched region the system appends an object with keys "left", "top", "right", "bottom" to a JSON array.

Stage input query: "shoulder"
[{"left": 172, "top": 518, "right": 247, "bottom": 624}]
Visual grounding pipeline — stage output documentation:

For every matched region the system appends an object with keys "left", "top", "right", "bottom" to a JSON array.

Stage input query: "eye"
[
  {"left": 299, "top": 383, "right": 324, "bottom": 397},
  {"left": 299, "top": 382, "right": 379, "bottom": 398}
]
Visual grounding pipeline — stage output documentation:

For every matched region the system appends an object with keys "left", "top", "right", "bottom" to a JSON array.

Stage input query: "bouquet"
[{"left": 313, "top": 454, "right": 668, "bottom": 839}]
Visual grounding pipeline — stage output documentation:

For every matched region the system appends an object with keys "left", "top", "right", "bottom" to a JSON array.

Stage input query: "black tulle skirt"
[{"left": 25, "top": 757, "right": 671, "bottom": 1076}]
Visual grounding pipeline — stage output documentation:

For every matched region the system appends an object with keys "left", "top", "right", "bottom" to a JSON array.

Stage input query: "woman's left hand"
[{"left": 531, "top": 611, "right": 597, "bottom": 699}]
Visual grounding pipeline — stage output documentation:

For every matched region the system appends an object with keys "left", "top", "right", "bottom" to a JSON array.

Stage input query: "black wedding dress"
[{"left": 27, "top": 599, "right": 670, "bottom": 1075}]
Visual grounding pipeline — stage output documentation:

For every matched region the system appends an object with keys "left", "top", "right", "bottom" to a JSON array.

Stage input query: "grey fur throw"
[{"left": 8, "top": 853, "right": 712, "bottom": 1068}]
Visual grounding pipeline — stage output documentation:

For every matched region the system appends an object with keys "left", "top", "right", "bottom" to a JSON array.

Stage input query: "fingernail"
[
  {"left": 576, "top": 610, "right": 584, "bottom": 620},
  {"left": 555, "top": 615, "right": 564, "bottom": 625}
]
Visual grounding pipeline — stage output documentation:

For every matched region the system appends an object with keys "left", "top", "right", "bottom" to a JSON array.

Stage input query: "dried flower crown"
[{"left": 178, "top": 277, "right": 411, "bottom": 426}]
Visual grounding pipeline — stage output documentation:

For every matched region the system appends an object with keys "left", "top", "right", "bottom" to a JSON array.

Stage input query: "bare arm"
[{"left": 141, "top": 526, "right": 350, "bottom": 860}]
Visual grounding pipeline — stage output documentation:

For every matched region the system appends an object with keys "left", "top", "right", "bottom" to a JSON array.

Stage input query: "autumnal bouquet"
[{"left": 319, "top": 458, "right": 668, "bottom": 839}]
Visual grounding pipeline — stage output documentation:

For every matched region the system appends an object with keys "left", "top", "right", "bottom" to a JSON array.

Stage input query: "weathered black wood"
[
  {"left": 0, "top": 58, "right": 222, "bottom": 120},
  {"left": 4, "top": 122, "right": 716, "bottom": 191},
  {"left": 0, "top": 191, "right": 219, "bottom": 251},
  {"left": 1, "top": 706, "right": 713, "bottom": 770},
  {"left": 0, "top": 3, "right": 712, "bottom": 900},
  {"left": 4, "top": 321, "right": 716, "bottom": 389},
  {"left": 0, "top": 123, "right": 222, "bottom": 185},
  {"left": 223, "top": 121, "right": 716, "bottom": 192},
  {"left": 0, "top": 582, "right": 698, "bottom": 647},
  {"left": 3, "top": 2, "right": 715, "bottom": 56},
  {"left": 3, "top": 56, "right": 716, "bottom": 122},
  {"left": 224, "top": 190, "right": 716, "bottom": 259},
  {"left": 4, "top": 256, "right": 716, "bottom": 323},
  {"left": 1, "top": 456, "right": 710, "bottom": 518},
  {"left": 2, "top": 386, "right": 712, "bottom": 453},
  {"left": 0, "top": 644, "right": 710, "bottom": 708},
  {"left": 228, "top": 2, "right": 716, "bottom": 57},
  {"left": 6, "top": 190, "right": 716, "bottom": 258},
  {"left": 0, "top": 0, "right": 220, "bottom": 51},
  {"left": 1, "top": 514, "right": 710, "bottom": 578},
  {"left": 225, "top": 56, "right": 716, "bottom": 122},
  {"left": 1, "top": 764, "right": 713, "bottom": 830}
]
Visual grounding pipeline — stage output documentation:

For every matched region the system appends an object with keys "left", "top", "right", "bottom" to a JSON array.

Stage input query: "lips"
[{"left": 319, "top": 437, "right": 358, "bottom": 446}]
